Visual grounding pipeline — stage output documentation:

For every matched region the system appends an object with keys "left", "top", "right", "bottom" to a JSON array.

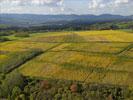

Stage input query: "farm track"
[
  {"left": 7, "top": 43, "right": 62, "bottom": 74},
  {"left": 94, "top": 62, "right": 112, "bottom": 83},
  {"left": 84, "top": 62, "right": 111, "bottom": 83},
  {"left": 116, "top": 43, "right": 133, "bottom": 55},
  {"left": 50, "top": 50, "right": 115, "bottom": 55}
]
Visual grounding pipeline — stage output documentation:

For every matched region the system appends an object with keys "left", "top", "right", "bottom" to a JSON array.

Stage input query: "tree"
[
  {"left": 11, "top": 86, "right": 22, "bottom": 99},
  {"left": 110, "top": 24, "right": 119, "bottom": 30},
  {"left": 1, "top": 71, "right": 25, "bottom": 97},
  {"left": 70, "top": 84, "right": 78, "bottom": 93},
  {"left": 40, "top": 80, "right": 51, "bottom": 90}
]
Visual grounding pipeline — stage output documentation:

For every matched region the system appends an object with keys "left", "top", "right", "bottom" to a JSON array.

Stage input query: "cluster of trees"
[
  {"left": 18, "top": 21, "right": 133, "bottom": 31},
  {"left": 0, "top": 21, "right": 132, "bottom": 39},
  {"left": 0, "top": 72, "right": 133, "bottom": 100},
  {"left": 0, "top": 37, "right": 10, "bottom": 42},
  {"left": 0, "top": 32, "right": 12, "bottom": 36},
  {"left": 0, "top": 31, "right": 12, "bottom": 42},
  {"left": 0, "top": 29, "right": 31, "bottom": 41},
  {"left": 0, "top": 31, "right": 30, "bottom": 43},
  {"left": 0, "top": 71, "right": 25, "bottom": 99},
  {"left": 88, "top": 21, "right": 133, "bottom": 30}
]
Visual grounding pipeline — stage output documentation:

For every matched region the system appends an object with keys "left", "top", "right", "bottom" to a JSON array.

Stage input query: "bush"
[
  {"left": 0, "top": 37, "right": 10, "bottom": 42},
  {"left": 0, "top": 71, "right": 25, "bottom": 97},
  {"left": 40, "top": 80, "right": 51, "bottom": 90},
  {"left": 54, "top": 93, "right": 61, "bottom": 100},
  {"left": 15, "top": 32, "right": 30, "bottom": 37},
  {"left": 19, "top": 94, "right": 26, "bottom": 100},
  {"left": 0, "top": 73, "right": 5, "bottom": 80},
  {"left": 70, "top": 84, "right": 78, "bottom": 93},
  {"left": 0, "top": 32, "right": 11, "bottom": 36},
  {"left": 11, "top": 86, "right": 22, "bottom": 99},
  {"left": 1, "top": 77, "right": 132, "bottom": 99}
]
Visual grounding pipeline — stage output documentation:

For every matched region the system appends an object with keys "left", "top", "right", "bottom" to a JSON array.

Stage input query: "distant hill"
[{"left": 0, "top": 14, "right": 132, "bottom": 27}]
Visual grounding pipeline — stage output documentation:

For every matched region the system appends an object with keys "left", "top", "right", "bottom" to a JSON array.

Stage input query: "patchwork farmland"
[
  {"left": 0, "top": 2, "right": 133, "bottom": 99},
  {"left": 0, "top": 30, "right": 133, "bottom": 87}
]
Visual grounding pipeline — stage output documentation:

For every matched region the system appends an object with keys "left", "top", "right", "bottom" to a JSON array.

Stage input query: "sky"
[{"left": 0, "top": 0, "right": 133, "bottom": 15}]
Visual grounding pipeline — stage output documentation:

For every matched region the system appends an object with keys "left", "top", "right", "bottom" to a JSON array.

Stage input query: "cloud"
[
  {"left": 88, "top": 0, "right": 101, "bottom": 9},
  {"left": 0, "top": 0, "right": 64, "bottom": 13},
  {"left": 0, "top": 0, "right": 64, "bottom": 6},
  {"left": 114, "top": 0, "right": 129, "bottom": 6},
  {"left": 88, "top": 0, "right": 131, "bottom": 9},
  {"left": 0, "top": 0, "right": 132, "bottom": 15}
]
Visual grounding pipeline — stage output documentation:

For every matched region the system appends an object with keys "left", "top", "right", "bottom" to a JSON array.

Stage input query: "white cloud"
[
  {"left": 0, "top": 0, "right": 132, "bottom": 15},
  {"left": 88, "top": 0, "right": 101, "bottom": 9},
  {"left": 61, "top": 7, "right": 64, "bottom": 11},
  {"left": 50, "top": 7, "right": 54, "bottom": 12},
  {"left": 0, "top": 0, "right": 64, "bottom": 6},
  {"left": 115, "top": 0, "right": 129, "bottom": 4},
  {"left": 114, "top": 0, "right": 129, "bottom": 6},
  {"left": 0, "top": 0, "right": 65, "bottom": 14},
  {"left": 88, "top": 0, "right": 131, "bottom": 9}
]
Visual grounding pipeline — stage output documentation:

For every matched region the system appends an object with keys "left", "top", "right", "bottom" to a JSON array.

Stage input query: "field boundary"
[
  {"left": 21, "top": 41, "right": 133, "bottom": 44},
  {"left": 7, "top": 43, "right": 62, "bottom": 74},
  {"left": 116, "top": 43, "right": 133, "bottom": 55},
  {"left": 5, "top": 50, "right": 43, "bottom": 74}
]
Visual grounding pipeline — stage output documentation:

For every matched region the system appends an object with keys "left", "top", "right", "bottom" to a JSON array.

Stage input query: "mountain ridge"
[{"left": 0, "top": 14, "right": 132, "bottom": 27}]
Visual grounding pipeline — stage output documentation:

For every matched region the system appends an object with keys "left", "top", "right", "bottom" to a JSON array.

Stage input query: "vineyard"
[{"left": 0, "top": 30, "right": 133, "bottom": 87}]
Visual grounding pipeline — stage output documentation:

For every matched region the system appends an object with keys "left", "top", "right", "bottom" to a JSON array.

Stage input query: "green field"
[{"left": 0, "top": 30, "right": 133, "bottom": 87}]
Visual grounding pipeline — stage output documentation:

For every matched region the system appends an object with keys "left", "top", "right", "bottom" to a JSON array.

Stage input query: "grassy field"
[{"left": 0, "top": 30, "right": 133, "bottom": 86}]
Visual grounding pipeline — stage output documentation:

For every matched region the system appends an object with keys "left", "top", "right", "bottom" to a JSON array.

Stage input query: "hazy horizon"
[{"left": 0, "top": 13, "right": 132, "bottom": 16}]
